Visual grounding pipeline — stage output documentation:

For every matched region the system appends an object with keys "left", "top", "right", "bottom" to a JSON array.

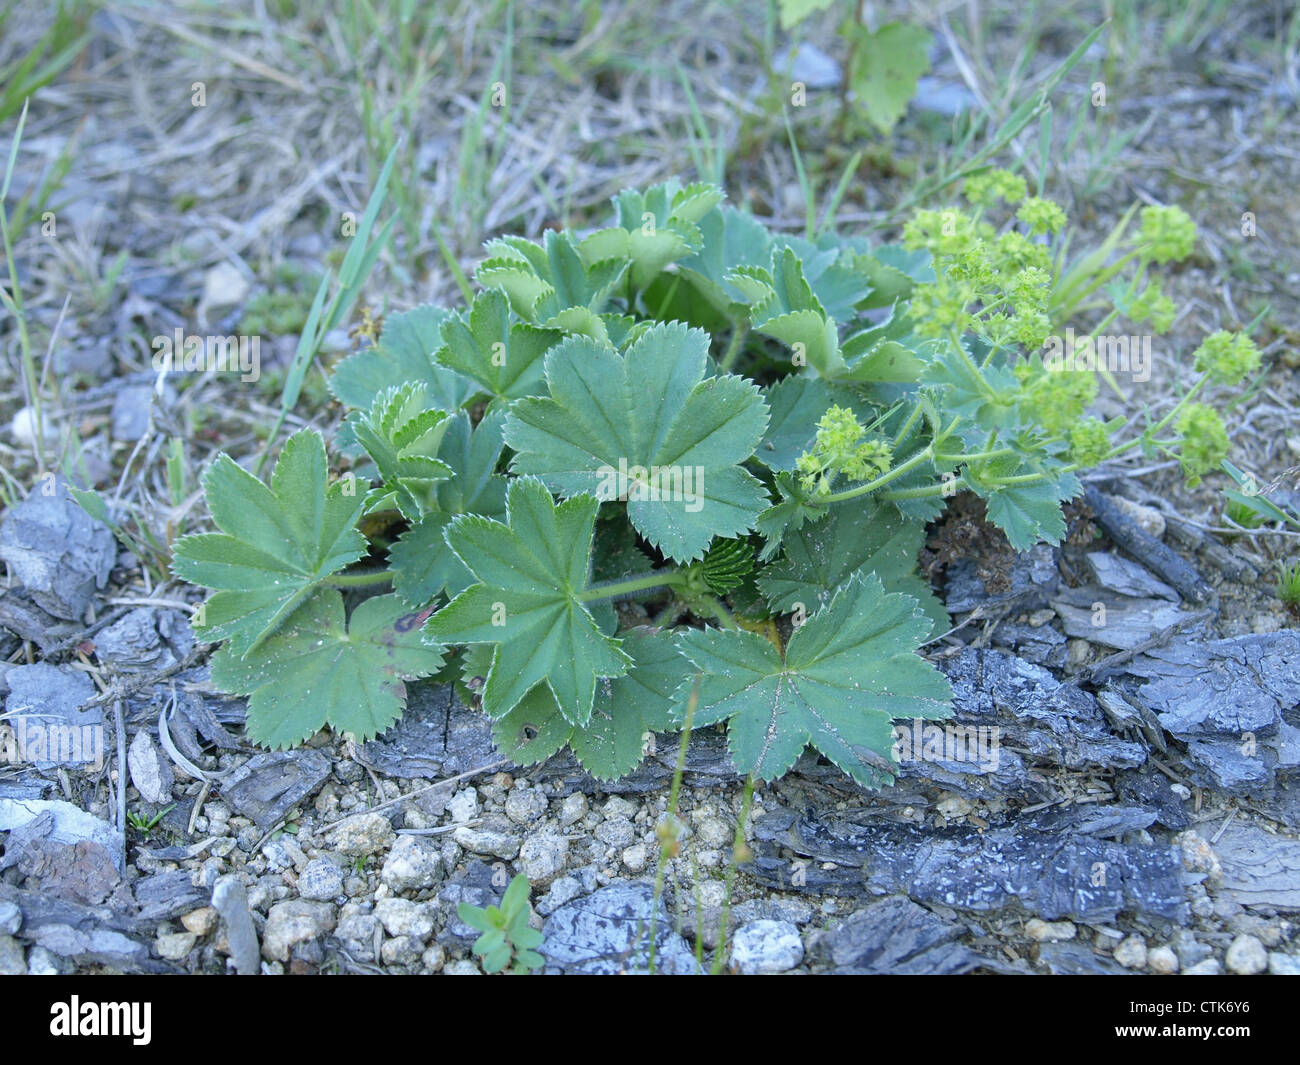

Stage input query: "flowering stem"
[{"left": 821, "top": 445, "right": 934, "bottom": 503}]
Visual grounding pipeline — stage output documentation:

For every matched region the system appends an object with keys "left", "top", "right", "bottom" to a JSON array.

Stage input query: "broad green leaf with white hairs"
[
  {"left": 758, "top": 500, "right": 949, "bottom": 635},
  {"left": 504, "top": 321, "right": 770, "bottom": 562},
  {"left": 171, "top": 429, "right": 367, "bottom": 657},
  {"left": 732, "top": 246, "right": 846, "bottom": 378},
  {"left": 210, "top": 591, "right": 442, "bottom": 748},
  {"left": 490, "top": 628, "right": 687, "bottom": 780},
  {"left": 964, "top": 454, "right": 1080, "bottom": 550},
  {"left": 423, "top": 477, "right": 631, "bottom": 726},
  {"left": 675, "top": 574, "right": 952, "bottom": 787},
  {"left": 435, "top": 287, "right": 562, "bottom": 402}
]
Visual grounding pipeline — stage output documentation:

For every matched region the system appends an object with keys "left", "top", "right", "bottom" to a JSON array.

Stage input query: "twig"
[
  {"left": 113, "top": 698, "right": 127, "bottom": 871},
  {"left": 317, "top": 760, "right": 507, "bottom": 832}
]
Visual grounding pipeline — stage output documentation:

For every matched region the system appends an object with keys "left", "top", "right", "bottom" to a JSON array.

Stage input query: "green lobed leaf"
[
  {"left": 758, "top": 500, "right": 949, "bottom": 635},
  {"left": 210, "top": 592, "right": 443, "bottom": 748},
  {"left": 675, "top": 574, "right": 952, "bottom": 788},
  {"left": 172, "top": 429, "right": 367, "bottom": 657},
  {"left": 504, "top": 321, "right": 771, "bottom": 562},
  {"left": 490, "top": 628, "right": 687, "bottom": 781},
  {"left": 435, "top": 287, "right": 562, "bottom": 402},
  {"left": 423, "top": 477, "right": 631, "bottom": 726}
]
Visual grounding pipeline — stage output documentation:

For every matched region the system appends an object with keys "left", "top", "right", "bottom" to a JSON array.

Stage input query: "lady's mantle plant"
[{"left": 174, "top": 175, "right": 1259, "bottom": 788}]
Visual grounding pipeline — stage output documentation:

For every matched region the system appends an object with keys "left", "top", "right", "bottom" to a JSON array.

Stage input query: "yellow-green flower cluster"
[
  {"left": 1015, "top": 360, "right": 1099, "bottom": 435},
  {"left": 902, "top": 193, "right": 1056, "bottom": 346},
  {"left": 963, "top": 169, "right": 1027, "bottom": 207},
  {"left": 1176, "top": 402, "right": 1229, "bottom": 484},
  {"left": 1017, "top": 197, "right": 1067, "bottom": 236},
  {"left": 1138, "top": 205, "right": 1196, "bottom": 264},
  {"left": 795, "top": 406, "right": 893, "bottom": 496},
  {"left": 1192, "top": 330, "right": 1260, "bottom": 386},
  {"left": 1127, "top": 279, "right": 1176, "bottom": 333},
  {"left": 1068, "top": 417, "right": 1113, "bottom": 467}
]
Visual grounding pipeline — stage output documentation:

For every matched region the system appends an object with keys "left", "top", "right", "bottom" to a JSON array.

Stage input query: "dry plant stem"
[
  {"left": 647, "top": 677, "right": 698, "bottom": 974},
  {"left": 712, "top": 773, "right": 756, "bottom": 974}
]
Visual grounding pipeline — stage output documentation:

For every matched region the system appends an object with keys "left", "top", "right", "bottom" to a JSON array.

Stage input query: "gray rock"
[
  {"left": 374, "top": 897, "right": 434, "bottom": 940},
  {"left": 751, "top": 803, "right": 1186, "bottom": 922},
  {"left": 221, "top": 749, "right": 331, "bottom": 829},
  {"left": 211, "top": 876, "right": 260, "bottom": 975},
  {"left": 297, "top": 858, "right": 345, "bottom": 901},
  {"left": 380, "top": 836, "right": 442, "bottom": 893},
  {"left": 355, "top": 684, "right": 496, "bottom": 780},
  {"left": 518, "top": 829, "right": 568, "bottom": 887},
  {"left": 1122, "top": 631, "right": 1300, "bottom": 739},
  {"left": 731, "top": 898, "right": 815, "bottom": 927},
  {"left": 911, "top": 77, "right": 979, "bottom": 116},
  {"left": 730, "top": 920, "right": 803, "bottom": 974},
  {"left": 1052, "top": 590, "right": 1204, "bottom": 650},
  {"left": 3, "top": 663, "right": 102, "bottom": 771},
  {"left": 135, "top": 871, "right": 206, "bottom": 922},
  {"left": 95, "top": 607, "right": 193, "bottom": 672},
  {"left": 1225, "top": 934, "right": 1268, "bottom": 975},
  {"left": 0, "top": 798, "right": 123, "bottom": 872},
  {"left": 504, "top": 783, "right": 548, "bottom": 825},
  {"left": 127, "top": 730, "right": 174, "bottom": 804},
  {"left": 0, "top": 478, "right": 115, "bottom": 620},
  {"left": 437, "top": 860, "right": 500, "bottom": 940},
  {"left": 944, "top": 545, "right": 1059, "bottom": 614},
  {"left": 0, "top": 933, "right": 25, "bottom": 975},
  {"left": 536, "top": 876, "right": 584, "bottom": 917},
  {"left": 335, "top": 910, "right": 381, "bottom": 962},
  {"left": 774, "top": 42, "right": 842, "bottom": 89},
  {"left": 1038, "top": 941, "right": 1127, "bottom": 975},
  {"left": 594, "top": 817, "right": 637, "bottom": 849},
  {"left": 380, "top": 934, "right": 424, "bottom": 966},
  {"left": 1171, "top": 929, "right": 1213, "bottom": 968},
  {"left": 1085, "top": 552, "right": 1179, "bottom": 601},
  {"left": 326, "top": 812, "right": 396, "bottom": 857},
  {"left": 0, "top": 900, "right": 20, "bottom": 936},
  {"left": 1213, "top": 826, "right": 1300, "bottom": 909},
  {"left": 1113, "top": 934, "right": 1147, "bottom": 969},
  {"left": 541, "top": 882, "right": 700, "bottom": 975},
  {"left": 810, "top": 896, "right": 979, "bottom": 974},
  {"left": 110, "top": 383, "right": 156, "bottom": 442},
  {"left": 453, "top": 823, "right": 520, "bottom": 860},
  {"left": 261, "top": 899, "right": 336, "bottom": 962},
  {"left": 1268, "top": 952, "right": 1300, "bottom": 976}
]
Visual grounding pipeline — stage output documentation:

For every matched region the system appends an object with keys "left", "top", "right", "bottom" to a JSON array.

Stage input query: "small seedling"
[
  {"left": 127, "top": 804, "right": 176, "bottom": 839},
  {"left": 1277, "top": 560, "right": 1300, "bottom": 618},
  {"left": 457, "top": 874, "right": 545, "bottom": 974}
]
